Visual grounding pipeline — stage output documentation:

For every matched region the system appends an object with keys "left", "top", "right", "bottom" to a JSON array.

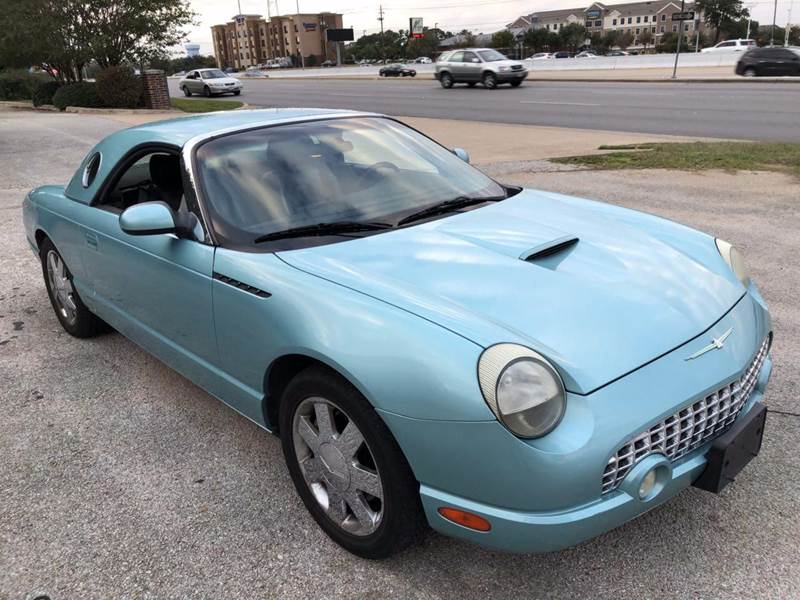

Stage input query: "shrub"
[
  {"left": 0, "top": 70, "right": 44, "bottom": 100},
  {"left": 52, "top": 82, "right": 103, "bottom": 110},
  {"left": 32, "top": 81, "right": 62, "bottom": 106},
  {"left": 96, "top": 65, "right": 142, "bottom": 108}
]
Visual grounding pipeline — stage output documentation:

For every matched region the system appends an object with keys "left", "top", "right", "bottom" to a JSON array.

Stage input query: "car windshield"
[
  {"left": 202, "top": 69, "right": 227, "bottom": 79},
  {"left": 195, "top": 117, "right": 506, "bottom": 248},
  {"left": 477, "top": 49, "right": 507, "bottom": 62}
]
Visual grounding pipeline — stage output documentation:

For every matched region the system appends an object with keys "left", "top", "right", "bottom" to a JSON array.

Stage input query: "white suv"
[{"left": 701, "top": 39, "right": 757, "bottom": 53}]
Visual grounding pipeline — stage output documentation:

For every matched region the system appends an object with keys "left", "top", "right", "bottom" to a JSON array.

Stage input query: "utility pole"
[
  {"left": 785, "top": 0, "right": 794, "bottom": 46},
  {"left": 295, "top": 0, "right": 305, "bottom": 68},
  {"left": 671, "top": 0, "right": 685, "bottom": 78},
  {"left": 771, "top": 0, "right": 778, "bottom": 45},
  {"left": 378, "top": 5, "right": 385, "bottom": 60}
]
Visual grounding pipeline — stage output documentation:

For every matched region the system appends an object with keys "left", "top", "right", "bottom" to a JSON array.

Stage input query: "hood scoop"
[{"left": 521, "top": 236, "right": 579, "bottom": 262}]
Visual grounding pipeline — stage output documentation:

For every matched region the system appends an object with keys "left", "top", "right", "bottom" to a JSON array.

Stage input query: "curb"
[
  {"left": 65, "top": 106, "right": 182, "bottom": 115},
  {"left": 0, "top": 100, "right": 59, "bottom": 111}
]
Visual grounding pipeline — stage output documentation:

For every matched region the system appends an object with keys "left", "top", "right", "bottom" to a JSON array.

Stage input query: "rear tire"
[
  {"left": 280, "top": 366, "right": 426, "bottom": 559},
  {"left": 39, "top": 238, "right": 105, "bottom": 338},
  {"left": 483, "top": 72, "right": 498, "bottom": 89},
  {"left": 439, "top": 72, "right": 453, "bottom": 88},
  {"left": 182, "top": 85, "right": 191, "bottom": 97}
]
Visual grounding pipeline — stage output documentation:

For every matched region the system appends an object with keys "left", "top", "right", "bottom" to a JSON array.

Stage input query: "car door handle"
[{"left": 85, "top": 231, "right": 98, "bottom": 249}]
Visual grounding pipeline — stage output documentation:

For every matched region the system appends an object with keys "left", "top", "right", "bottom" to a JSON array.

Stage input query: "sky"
[{"left": 186, "top": 0, "right": 796, "bottom": 55}]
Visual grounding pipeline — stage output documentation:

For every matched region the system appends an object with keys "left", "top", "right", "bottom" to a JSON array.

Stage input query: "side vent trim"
[
  {"left": 520, "top": 236, "right": 579, "bottom": 262},
  {"left": 213, "top": 272, "right": 271, "bottom": 298}
]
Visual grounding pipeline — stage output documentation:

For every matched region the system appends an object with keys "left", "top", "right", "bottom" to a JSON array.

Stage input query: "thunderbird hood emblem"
[{"left": 685, "top": 327, "right": 733, "bottom": 361}]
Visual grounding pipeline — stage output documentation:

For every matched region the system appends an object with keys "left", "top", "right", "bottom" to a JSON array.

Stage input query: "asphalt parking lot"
[{"left": 1, "top": 109, "right": 799, "bottom": 599}]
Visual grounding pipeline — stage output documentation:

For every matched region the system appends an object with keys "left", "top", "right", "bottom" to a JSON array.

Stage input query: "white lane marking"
[{"left": 520, "top": 100, "right": 601, "bottom": 106}]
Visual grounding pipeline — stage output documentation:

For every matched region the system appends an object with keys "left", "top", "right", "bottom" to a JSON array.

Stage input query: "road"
[
  {"left": 169, "top": 77, "right": 800, "bottom": 141},
  {"left": 2, "top": 109, "right": 800, "bottom": 599}
]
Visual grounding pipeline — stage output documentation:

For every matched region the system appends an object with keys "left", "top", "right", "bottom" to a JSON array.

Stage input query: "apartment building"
[
  {"left": 211, "top": 12, "right": 344, "bottom": 69},
  {"left": 509, "top": 0, "right": 705, "bottom": 48}
]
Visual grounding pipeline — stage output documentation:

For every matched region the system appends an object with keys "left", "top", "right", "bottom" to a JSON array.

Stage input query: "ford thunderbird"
[{"left": 22, "top": 109, "right": 773, "bottom": 558}]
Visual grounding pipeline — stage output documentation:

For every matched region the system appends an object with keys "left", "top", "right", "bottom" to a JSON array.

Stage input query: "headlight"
[
  {"left": 477, "top": 344, "right": 566, "bottom": 438},
  {"left": 715, "top": 238, "right": 750, "bottom": 287},
  {"left": 498, "top": 66, "right": 510, "bottom": 72}
]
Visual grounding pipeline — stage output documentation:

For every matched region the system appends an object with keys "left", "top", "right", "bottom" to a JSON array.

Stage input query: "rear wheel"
[
  {"left": 280, "top": 366, "right": 426, "bottom": 559},
  {"left": 483, "top": 72, "right": 498, "bottom": 89},
  {"left": 39, "top": 238, "right": 105, "bottom": 338},
  {"left": 182, "top": 85, "right": 191, "bottom": 97},
  {"left": 439, "top": 72, "right": 453, "bottom": 88}
]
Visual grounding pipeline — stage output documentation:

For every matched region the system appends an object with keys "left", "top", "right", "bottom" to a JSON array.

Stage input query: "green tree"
[
  {"left": 523, "top": 28, "right": 551, "bottom": 52},
  {"left": 78, "top": 0, "right": 196, "bottom": 67},
  {"left": 491, "top": 30, "right": 515, "bottom": 49},
  {"left": 639, "top": 29, "right": 653, "bottom": 52},
  {"left": 618, "top": 31, "right": 634, "bottom": 50},
  {"left": 559, "top": 23, "right": 588, "bottom": 52},
  {"left": 658, "top": 31, "right": 678, "bottom": 52},
  {"left": 695, "top": 0, "right": 749, "bottom": 43},
  {"left": 602, "top": 29, "right": 621, "bottom": 49}
]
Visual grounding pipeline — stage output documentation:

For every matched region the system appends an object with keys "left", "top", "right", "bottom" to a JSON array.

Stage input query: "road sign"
[
  {"left": 326, "top": 28, "right": 354, "bottom": 42},
  {"left": 409, "top": 17, "right": 424, "bottom": 39},
  {"left": 672, "top": 11, "right": 695, "bottom": 21}
]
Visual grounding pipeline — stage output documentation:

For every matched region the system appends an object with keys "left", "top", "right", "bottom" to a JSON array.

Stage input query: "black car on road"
[
  {"left": 735, "top": 47, "right": 800, "bottom": 77},
  {"left": 379, "top": 64, "right": 417, "bottom": 77}
]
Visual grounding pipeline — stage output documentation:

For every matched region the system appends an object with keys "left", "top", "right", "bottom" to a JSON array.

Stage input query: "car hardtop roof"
[{"left": 64, "top": 108, "right": 380, "bottom": 204}]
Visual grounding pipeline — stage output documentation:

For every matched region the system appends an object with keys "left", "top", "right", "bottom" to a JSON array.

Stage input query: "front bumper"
[
  {"left": 497, "top": 69, "right": 528, "bottom": 82},
  {"left": 380, "top": 290, "right": 772, "bottom": 553}
]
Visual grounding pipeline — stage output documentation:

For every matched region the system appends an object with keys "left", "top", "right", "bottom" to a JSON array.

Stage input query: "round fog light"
[{"left": 639, "top": 469, "right": 657, "bottom": 499}]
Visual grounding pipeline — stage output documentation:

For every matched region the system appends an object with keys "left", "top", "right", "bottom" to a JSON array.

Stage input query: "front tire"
[
  {"left": 280, "top": 366, "right": 426, "bottom": 559},
  {"left": 483, "top": 72, "right": 498, "bottom": 89},
  {"left": 439, "top": 72, "right": 453, "bottom": 88},
  {"left": 39, "top": 238, "right": 105, "bottom": 338},
  {"left": 182, "top": 85, "right": 192, "bottom": 97},
  {"left": 743, "top": 67, "right": 757, "bottom": 77},
  {"left": 203, "top": 85, "right": 211, "bottom": 97}
]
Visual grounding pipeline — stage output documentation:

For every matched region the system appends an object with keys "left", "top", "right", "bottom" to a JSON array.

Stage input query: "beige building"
[
  {"left": 211, "top": 12, "right": 344, "bottom": 69},
  {"left": 510, "top": 0, "right": 706, "bottom": 50}
]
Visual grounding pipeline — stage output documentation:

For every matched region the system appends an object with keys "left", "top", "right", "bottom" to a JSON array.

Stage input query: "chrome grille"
[{"left": 602, "top": 336, "right": 770, "bottom": 494}]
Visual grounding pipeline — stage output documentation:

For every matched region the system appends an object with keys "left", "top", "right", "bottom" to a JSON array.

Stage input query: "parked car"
[
  {"left": 22, "top": 108, "right": 773, "bottom": 559},
  {"left": 379, "top": 63, "right": 417, "bottom": 77},
  {"left": 608, "top": 50, "right": 630, "bottom": 56},
  {"left": 529, "top": 52, "right": 553, "bottom": 60},
  {"left": 435, "top": 48, "right": 528, "bottom": 89},
  {"left": 553, "top": 51, "right": 572, "bottom": 58},
  {"left": 701, "top": 38, "right": 756, "bottom": 53},
  {"left": 735, "top": 46, "right": 800, "bottom": 76},
  {"left": 242, "top": 68, "right": 268, "bottom": 78},
  {"left": 180, "top": 68, "right": 242, "bottom": 97},
  {"left": 575, "top": 51, "right": 599, "bottom": 58},
  {"left": 416, "top": 56, "right": 432, "bottom": 64},
  {"left": 321, "top": 60, "right": 336, "bottom": 67}
]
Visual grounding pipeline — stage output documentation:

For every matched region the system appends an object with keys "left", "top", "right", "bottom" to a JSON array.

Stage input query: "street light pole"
[
  {"left": 786, "top": 0, "right": 795, "bottom": 46},
  {"left": 671, "top": 0, "right": 685, "bottom": 78},
  {"left": 295, "top": 0, "right": 305, "bottom": 68},
  {"left": 771, "top": 0, "right": 778, "bottom": 46}
]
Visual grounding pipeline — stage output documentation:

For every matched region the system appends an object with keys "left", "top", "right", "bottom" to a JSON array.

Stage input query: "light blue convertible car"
[{"left": 23, "top": 109, "right": 773, "bottom": 558}]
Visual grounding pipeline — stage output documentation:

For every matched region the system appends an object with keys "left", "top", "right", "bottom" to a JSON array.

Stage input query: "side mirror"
[
  {"left": 471, "top": 58, "right": 480, "bottom": 63},
  {"left": 452, "top": 148, "right": 470, "bottom": 164},
  {"left": 120, "top": 201, "right": 179, "bottom": 236}
]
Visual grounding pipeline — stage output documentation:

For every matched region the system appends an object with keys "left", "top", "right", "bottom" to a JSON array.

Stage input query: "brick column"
[{"left": 140, "top": 69, "right": 171, "bottom": 110}]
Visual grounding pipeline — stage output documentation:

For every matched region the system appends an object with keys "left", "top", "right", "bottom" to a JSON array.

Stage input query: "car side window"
[
  {"left": 462, "top": 51, "right": 479, "bottom": 63},
  {"left": 449, "top": 51, "right": 464, "bottom": 62},
  {"left": 98, "top": 152, "right": 186, "bottom": 214}
]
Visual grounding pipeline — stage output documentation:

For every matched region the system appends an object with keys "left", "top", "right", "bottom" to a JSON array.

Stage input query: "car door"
[
  {"left": 773, "top": 49, "right": 800, "bottom": 76},
  {"left": 446, "top": 51, "right": 465, "bottom": 79},
  {"left": 188, "top": 71, "right": 201, "bottom": 92},
  {"left": 461, "top": 51, "right": 482, "bottom": 81},
  {"left": 78, "top": 149, "right": 219, "bottom": 385}
]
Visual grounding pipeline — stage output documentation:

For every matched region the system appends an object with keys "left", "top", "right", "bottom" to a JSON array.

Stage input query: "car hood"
[
  {"left": 279, "top": 190, "right": 744, "bottom": 394},
  {"left": 493, "top": 59, "right": 525, "bottom": 68},
  {"left": 208, "top": 77, "right": 240, "bottom": 84}
]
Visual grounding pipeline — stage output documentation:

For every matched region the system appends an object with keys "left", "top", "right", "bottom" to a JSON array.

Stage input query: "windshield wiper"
[
  {"left": 397, "top": 195, "right": 506, "bottom": 227},
  {"left": 254, "top": 221, "right": 393, "bottom": 243}
]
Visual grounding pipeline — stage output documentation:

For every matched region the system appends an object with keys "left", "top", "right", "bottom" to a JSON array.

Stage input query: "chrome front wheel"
[
  {"left": 46, "top": 249, "right": 78, "bottom": 325},
  {"left": 292, "top": 396, "right": 384, "bottom": 536}
]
